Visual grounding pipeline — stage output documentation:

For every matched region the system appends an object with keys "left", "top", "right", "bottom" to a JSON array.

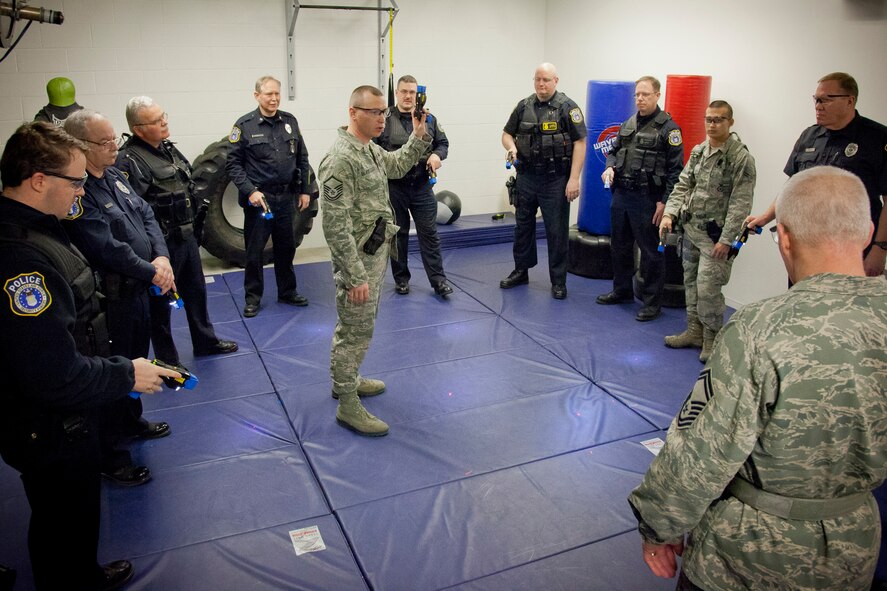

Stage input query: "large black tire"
[
  {"left": 567, "top": 225, "right": 613, "bottom": 279},
  {"left": 191, "top": 138, "right": 319, "bottom": 268}
]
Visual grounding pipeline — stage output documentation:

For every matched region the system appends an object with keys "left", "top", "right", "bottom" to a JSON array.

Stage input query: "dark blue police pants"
[
  {"left": 389, "top": 181, "right": 446, "bottom": 287},
  {"left": 513, "top": 172, "right": 569, "bottom": 285},
  {"left": 242, "top": 192, "right": 298, "bottom": 305},
  {"left": 609, "top": 188, "right": 665, "bottom": 308},
  {"left": 150, "top": 233, "right": 219, "bottom": 364}
]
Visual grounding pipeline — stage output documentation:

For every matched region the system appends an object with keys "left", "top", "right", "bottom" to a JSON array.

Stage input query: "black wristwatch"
[{"left": 873, "top": 241, "right": 887, "bottom": 250}]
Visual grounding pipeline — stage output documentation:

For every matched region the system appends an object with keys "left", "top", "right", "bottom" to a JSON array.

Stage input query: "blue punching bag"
[{"left": 577, "top": 80, "right": 636, "bottom": 235}]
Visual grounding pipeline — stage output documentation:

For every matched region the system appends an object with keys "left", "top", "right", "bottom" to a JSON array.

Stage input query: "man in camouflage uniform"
[
  {"left": 319, "top": 85, "right": 431, "bottom": 437},
  {"left": 659, "top": 101, "right": 756, "bottom": 362},
  {"left": 629, "top": 166, "right": 887, "bottom": 591}
]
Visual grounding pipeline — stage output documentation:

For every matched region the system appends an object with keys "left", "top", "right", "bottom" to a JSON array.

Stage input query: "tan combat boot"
[
  {"left": 699, "top": 328, "right": 718, "bottom": 363},
  {"left": 664, "top": 317, "right": 703, "bottom": 349},
  {"left": 332, "top": 376, "right": 386, "bottom": 399},
  {"left": 336, "top": 392, "right": 389, "bottom": 437}
]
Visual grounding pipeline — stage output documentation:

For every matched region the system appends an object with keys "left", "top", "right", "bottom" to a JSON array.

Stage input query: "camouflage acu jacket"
[
  {"left": 664, "top": 134, "right": 756, "bottom": 247},
  {"left": 629, "top": 273, "right": 887, "bottom": 591},
  {"left": 319, "top": 127, "right": 430, "bottom": 289}
]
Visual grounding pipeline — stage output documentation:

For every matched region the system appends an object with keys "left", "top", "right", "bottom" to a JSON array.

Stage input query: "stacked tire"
[{"left": 190, "top": 138, "right": 319, "bottom": 268}]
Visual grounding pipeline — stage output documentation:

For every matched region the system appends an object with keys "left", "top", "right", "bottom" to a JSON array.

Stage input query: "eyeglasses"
[
  {"left": 769, "top": 225, "right": 779, "bottom": 244},
  {"left": 812, "top": 94, "right": 850, "bottom": 105},
  {"left": 705, "top": 116, "right": 729, "bottom": 124},
  {"left": 43, "top": 171, "right": 88, "bottom": 189},
  {"left": 135, "top": 112, "right": 168, "bottom": 127},
  {"left": 635, "top": 92, "right": 656, "bottom": 99},
  {"left": 80, "top": 136, "right": 119, "bottom": 151},
  {"left": 533, "top": 77, "right": 555, "bottom": 83},
  {"left": 353, "top": 106, "right": 390, "bottom": 117}
]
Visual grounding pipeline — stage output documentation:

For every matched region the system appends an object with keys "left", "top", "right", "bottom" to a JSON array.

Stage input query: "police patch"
[
  {"left": 323, "top": 176, "right": 343, "bottom": 202},
  {"left": 115, "top": 180, "right": 130, "bottom": 194},
  {"left": 668, "top": 129, "right": 683, "bottom": 147},
  {"left": 66, "top": 196, "right": 84, "bottom": 220},
  {"left": 844, "top": 142, "right": 858, "bottom": 157},
  {"left": 229, "top": 126, "right": 242, "bottom": 143},
  {"left": 569, "top": 107, "right": 583, "bottom": 124},
  {"left": 5, "top": 272, "right": 52, "bottom": 317},
  {"left": 676, "top": 368, "right": 713, "bottom": 430}
]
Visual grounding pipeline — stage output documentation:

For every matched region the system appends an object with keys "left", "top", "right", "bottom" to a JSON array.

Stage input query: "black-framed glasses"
[
  {"left": 812, "top": 94, "right": 850, "bottom": 105},
  {"left": 705, "top": 116, "right": 729, "bottom": 124},
  {"left": 134, "top": 112, "right": 168, "bottom": 127},
  {"left": 43, "top": 171, "right": 88, "bottom": 189},
  {"left": 80, "top": 136, "right": 120, "bottom": 150},
  {"left": 353, "top": 106, "right": 390, "bottom": 117}
]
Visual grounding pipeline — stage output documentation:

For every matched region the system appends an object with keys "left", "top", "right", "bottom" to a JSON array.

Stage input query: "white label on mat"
[
  {"left": 289, "top": 525, "right": 326, "bottom": 556},
  {"left": 641, "top": 437, "right": 665, "bottom": 456}
]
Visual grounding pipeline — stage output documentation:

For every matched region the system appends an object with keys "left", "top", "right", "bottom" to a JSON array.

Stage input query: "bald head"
[
  {"left": 349, "top": 85, "right": 383, "bottom": 108},
  {"left": 776, "top": 166, "right": 872, "bottom": 248},
  {"left": 533, "top": 63, "right": 559, "bottom": 101}
]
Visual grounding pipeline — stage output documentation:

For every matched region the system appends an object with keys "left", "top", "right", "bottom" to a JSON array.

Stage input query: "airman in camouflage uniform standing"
[
  {"left": 629, "top": 166, "right": 887, "bottom": 591},
  {"left": 319, "top": 85, "right": 431, "bottom": 437},
  {"left": 660, "top": 101, "right": 756, "bottom": 362}
]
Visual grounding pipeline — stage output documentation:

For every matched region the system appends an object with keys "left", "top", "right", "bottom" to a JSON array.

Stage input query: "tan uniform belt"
[{"left": 727, "top": 477, "right": 869, "bottom": 521}]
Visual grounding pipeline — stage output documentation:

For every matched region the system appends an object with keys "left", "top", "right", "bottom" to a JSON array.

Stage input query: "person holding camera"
[
  {"left": 659, "top": 100, "right": 756, "bottom": 362},
  {"left": 319, "top": 85, "right": 430, "bottom": 437}
]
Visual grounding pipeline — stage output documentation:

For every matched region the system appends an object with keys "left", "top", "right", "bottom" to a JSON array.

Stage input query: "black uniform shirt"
[
  {"left": 503, "top": 91, "right": 587, "bottom": 143},
  {"left": 784, "top": 111, "right": 887, "bottom": 227},
  {"left": 374, "top": 110, "right": 449, "bottom": 184},
  {"left": 63, "top": 167, "right": 167, "bottom": 282},
  {"left": 0, "top": 196, "right": 133, "bottom": 414},
  {"left": 226, "top": 108, "right": 311, "bottom": 205}
]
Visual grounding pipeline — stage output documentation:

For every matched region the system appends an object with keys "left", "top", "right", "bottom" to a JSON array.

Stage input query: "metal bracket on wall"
[{"left": 285, "top": 0, "right": 399, "bottom": 101}]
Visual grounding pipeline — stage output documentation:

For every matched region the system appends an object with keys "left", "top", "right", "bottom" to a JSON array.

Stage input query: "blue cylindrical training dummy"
[{"left": 577, "top": 80, "right": 636, "bottom": 235}]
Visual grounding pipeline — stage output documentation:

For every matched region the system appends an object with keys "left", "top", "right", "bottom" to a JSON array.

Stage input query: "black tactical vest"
[
  {"left": 377, "top": 112, "right": 435, "bottom": 183},
  {"left": 119, "top": 138, "right": 195, "bottom": 231},
  {"left": 514, "top": 93, "right": 574, "bottom": 175},
  {"left": 0, "top": 223, "right": 110, "bottom": 357},
  {"left": 613, "top": 111, "right": 672, "bottom": 191}
]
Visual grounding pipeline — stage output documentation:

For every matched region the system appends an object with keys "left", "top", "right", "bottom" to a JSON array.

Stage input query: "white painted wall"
[{"left": 1, "top": 0, "right": 884, "bottom": 307}]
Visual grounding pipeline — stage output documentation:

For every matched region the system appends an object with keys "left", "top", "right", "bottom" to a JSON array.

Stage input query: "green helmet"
[{"left": 46, "top": 77, "right": 76, "bottom": 107}]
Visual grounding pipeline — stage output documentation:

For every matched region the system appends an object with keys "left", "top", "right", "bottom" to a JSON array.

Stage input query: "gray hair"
[
  {"left": 63, "top": 108, "right": 108, "bottom": 141},
  {"left": 125, "top": 96, "right": 157, "bottom": 130},
  {"left": 255, "top": 76, "right": 280, "bottom": 93},
  {"left": 776, "top": 166, "right": 871, "bottom": 247}
]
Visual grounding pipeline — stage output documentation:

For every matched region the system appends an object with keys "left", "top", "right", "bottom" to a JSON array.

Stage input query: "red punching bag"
[{"left": 664, "top": 75, "right": 712, "bottom": 164}]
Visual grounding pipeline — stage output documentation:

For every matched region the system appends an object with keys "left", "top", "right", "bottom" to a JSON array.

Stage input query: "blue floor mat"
[{"left": 2, "top": 242, "right": 712, "bottom": 590}]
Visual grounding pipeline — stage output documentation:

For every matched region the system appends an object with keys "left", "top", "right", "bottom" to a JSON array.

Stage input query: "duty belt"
[
  {"left": 259, "top": 183, "right": 290, "bottom": 195},
  {"left": 727, "top": 477, "right": 870, "bottom": 521}
]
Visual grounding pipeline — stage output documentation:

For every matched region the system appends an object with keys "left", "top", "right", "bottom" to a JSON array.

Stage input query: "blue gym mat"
[{"left": 1, "top": 241, "right": 714, "bottom": 590}]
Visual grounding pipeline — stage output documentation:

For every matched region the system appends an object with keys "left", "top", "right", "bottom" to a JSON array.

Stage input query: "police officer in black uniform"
[
  {"left": 227, "top": 75, "right": 313, "bottom": 318},
  {"left": 500, "top": 63, "right": 587, "bottom": 299},
  {"left": 63, "top": 109, "right": 172, "bottom": 486},
  {"left": 597, "top": 75, "right": 684, "bottom": 321},
  {"left": 116, "top": 96, "right": 238, "bottom": 363},
  {"left": 748, "top": 72, "right": 887, "bottom": 277},
  {"left": 0, "top": 121, "right": 178, "bottom": 590},
  {"left": 374, "top": 74, "right": 453, "bottom": 296}
]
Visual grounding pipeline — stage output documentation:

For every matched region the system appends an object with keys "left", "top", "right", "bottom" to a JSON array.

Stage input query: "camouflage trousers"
[
  {"left": 330, "top": 242, "right": 390, "bottom": 395},
  {"left": 681, "top": 230, "right": 734, "bottom": 332}
]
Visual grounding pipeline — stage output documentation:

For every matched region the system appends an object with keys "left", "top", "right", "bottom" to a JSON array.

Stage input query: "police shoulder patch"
[
  {"left": 66, "top": 196, "right": 84, "bottom": 220},
  {"left": 229, "top": 126, "right": 242, "bottom": 143},
  {"left": 676, "top": 368, "right": 713, "bottom": 430},
  {"left": 569, "top": 107, "right": 583, "bottom": 124},
  {"left": 668, "top": 129, "right": 683, "bottom": 147},
  {"left": 323, "top": 176, "right": 344, "bottom": 202},
  {"left": 4, "top": 272, "right": 52, "bottom": 317}
]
